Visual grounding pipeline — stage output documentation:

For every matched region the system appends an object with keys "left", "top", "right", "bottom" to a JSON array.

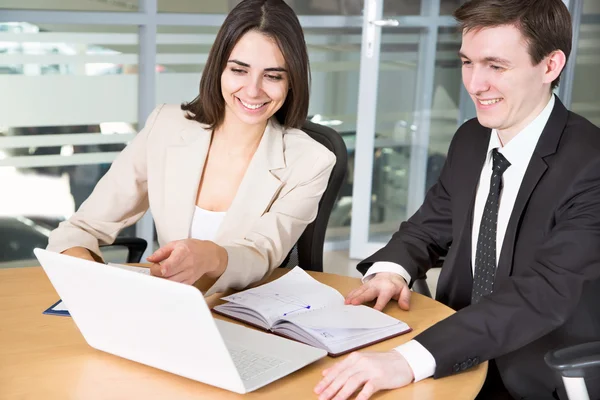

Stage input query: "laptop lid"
[{"left": 34, "top": 248, "right": 246, "bottom": 393}]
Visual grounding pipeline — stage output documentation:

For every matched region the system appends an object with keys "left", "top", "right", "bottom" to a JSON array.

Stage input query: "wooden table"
[{"left": 0, "top": 267, "right": 486, "bottom": 399}]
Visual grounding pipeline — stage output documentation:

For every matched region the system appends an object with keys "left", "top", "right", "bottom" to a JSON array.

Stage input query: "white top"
[
  {"left": 189, "top": 206, "right": 227, "bottom": 241},
  {"left": 363, "top": 95, "right": 556, "bottom": 382}
]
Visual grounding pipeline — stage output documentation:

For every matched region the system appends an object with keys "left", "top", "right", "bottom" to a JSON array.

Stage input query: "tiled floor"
[{"left": 323, "top": 250, "right": 440, "bottom": 298}]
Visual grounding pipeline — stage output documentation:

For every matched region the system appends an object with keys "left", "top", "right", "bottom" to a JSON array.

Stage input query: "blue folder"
[{"left": 43, "top": 299, "right": 71, "bottom": 317}]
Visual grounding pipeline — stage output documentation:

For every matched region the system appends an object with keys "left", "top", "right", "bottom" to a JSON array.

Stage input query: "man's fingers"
[
  {"left": 345, "top": 286, "right": 368, "bottom": 304},
  {"left": 397, "top": 285, "right": 412, "bottom": 310},
  {"left": 315, "top": 366, "right": 340, "bottom": 395},
  {"left": 373, "top": 290, "right": 394, "bottom": 311},
  {"left": 331, "top": 373, "right": 368, "bottom": 400},
  {"left": 318, "top": 366, "right": 360, "bottom": 400},
  {"left": 345, "top": 287, "right": 360, "bottom": 300},
  {"left": 347, "top": 274, "right": 408, "bottom": 311},
  {"left": 349, "top": 287, "right": 379, "bottom": 305},
  {"left": 315, "top": 354, "right": 358, "bottom": 395},
  {"left": 355, "top": 381, "right": 377, "bottom": 400}
]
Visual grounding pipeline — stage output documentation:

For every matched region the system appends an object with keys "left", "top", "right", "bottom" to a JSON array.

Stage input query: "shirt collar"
[{"left": 485, "top": 94, "right": 556, "bottom": 167}]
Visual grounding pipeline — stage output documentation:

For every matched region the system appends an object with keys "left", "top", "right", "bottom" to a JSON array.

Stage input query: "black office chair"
[
  {"left": 100, "top": 237, "right": 148, "bottom": 263},
  {"left": 409, "top": 257, "right": 446, "bottom": 298},
  {"left": 412, "top": 276, "right": 433, "bottom": 297},
  {"left": 279, "top": 120, "right": 348, "bottom": 272},
  {"left": 544, "top": 342, "right": 600, "bottom": 400},
  {"left": 100, "top": 120, "right": 347, "bottom": 270}
]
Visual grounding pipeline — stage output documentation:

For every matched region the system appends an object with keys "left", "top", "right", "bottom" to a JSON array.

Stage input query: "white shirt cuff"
[
  {"left": 363, "top": 261, "right": 412, "bottom": 286},
  {"left": 394, "top": 340, "right": 436, "bottom": 382}
]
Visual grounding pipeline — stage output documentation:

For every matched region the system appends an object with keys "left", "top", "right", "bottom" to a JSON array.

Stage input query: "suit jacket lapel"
[
  {"left": 164, "top": 122, "right": 212, "bottom": 241},
  {"left": 452, "top": 125, "right": 491, "bottom": 307},
  {"left": 457, "top": 126, "right": 491, "bottom": 254},
  {"left": 497, "top": 97, "right": 570, "bottom": 278},
  {"left": 214, "top": 120, "right": 285, "bottom": 244}
]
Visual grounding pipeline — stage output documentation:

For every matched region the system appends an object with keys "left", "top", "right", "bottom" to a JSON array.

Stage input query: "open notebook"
[{"left": 213, "top": 267, "right": 411, "bottom": 357}]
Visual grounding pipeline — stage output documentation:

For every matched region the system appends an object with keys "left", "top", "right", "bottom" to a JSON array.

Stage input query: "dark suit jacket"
[{"left": 358, "top": 98, "right": 600, "bottom": 399}]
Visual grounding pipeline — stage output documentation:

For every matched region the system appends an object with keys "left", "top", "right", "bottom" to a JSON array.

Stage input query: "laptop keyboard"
[{"left": 229, "top": 347, "right": 287, "bottom": 381}]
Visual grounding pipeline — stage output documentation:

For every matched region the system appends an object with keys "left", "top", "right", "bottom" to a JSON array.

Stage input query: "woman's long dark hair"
[{"left": 181, "top": 0, "right": 310, "bottom": 129}]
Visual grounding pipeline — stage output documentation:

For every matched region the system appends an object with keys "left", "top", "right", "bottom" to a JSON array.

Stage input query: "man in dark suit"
[{"left": 314, "top": 1, "right": 600, "bottom": 399}]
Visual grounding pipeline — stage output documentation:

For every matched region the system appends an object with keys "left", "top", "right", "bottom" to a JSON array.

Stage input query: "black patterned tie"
[{"left": 471, "top": 149, "right": 511, "bottom": 304}]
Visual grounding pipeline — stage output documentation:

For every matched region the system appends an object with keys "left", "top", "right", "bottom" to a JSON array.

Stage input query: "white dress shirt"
[
  {"left": 189, "top": 206, "right": 227, "bottom": 241},
  {"left": 363, "top": 95, "right": 556, "bottom": 382}
]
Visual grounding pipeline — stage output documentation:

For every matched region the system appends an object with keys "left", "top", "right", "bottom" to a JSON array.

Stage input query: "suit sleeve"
[
  {"left": 46, "top": 105, "right": 164, "bottom": 260},
  {"left": 356, "top": 135, "right": 457, "bottom": 284},
  {"left": 417, "top": 156, "right": 600, "bottom": 378},
  {"left": 205, "top": 150, "right": 336, "bottom": 296}
]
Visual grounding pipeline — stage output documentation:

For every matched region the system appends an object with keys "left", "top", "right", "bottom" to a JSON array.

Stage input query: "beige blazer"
[{"left": 47, "top": 104, "right": 336, "bottom": 296}]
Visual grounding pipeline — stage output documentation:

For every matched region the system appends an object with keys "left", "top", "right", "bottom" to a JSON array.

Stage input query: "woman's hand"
[{"left": 147, "top": 239, "right": 228, "bottom": 285}]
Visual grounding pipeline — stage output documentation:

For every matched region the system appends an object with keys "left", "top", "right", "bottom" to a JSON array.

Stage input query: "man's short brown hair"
[
  {"left": 454, "top": 0, "right": 572, "bottom": 90},
  {"left": 181, "top": 0, "right": 310, "bottom": 129}
]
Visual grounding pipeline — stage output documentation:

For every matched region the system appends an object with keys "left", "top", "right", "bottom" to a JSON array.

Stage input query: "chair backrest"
[
  {"left": 279, "top": 120, "right": 348, "bottom": 272},
  {"left": 410, "top": 257, "right": 447, "bottom": 298},
  {"left": 100, "top": 237, "right": 148, "bottom": 263},
  {"left": 545, "top": 341, "right": 600, "bottom": 400}
]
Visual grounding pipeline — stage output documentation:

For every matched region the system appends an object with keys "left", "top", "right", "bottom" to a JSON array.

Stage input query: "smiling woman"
[
  {"left": 220, "top": 31, "right": 290, "bottom": 130},
  {"left": 181, "top": 0, "right": 310, "bottom": 130},
  {"left": 47, "top": 0, "right": 336, "bottom": 297}
]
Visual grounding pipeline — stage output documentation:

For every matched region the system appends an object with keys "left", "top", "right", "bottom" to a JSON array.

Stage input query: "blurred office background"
[{"left": 0, "top": 0, "right": 598, "bottom": 276}]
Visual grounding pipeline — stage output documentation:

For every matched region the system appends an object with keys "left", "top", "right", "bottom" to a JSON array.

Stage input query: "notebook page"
[
  {"left": 274, "top": 305, "right": 410, "bottom": 355},
  {"left": 274, "top": 322, "right": 409, "bottom": 355},
  {"left": 220, "top": 267, "right": 344, "bottom": 326},
  {"left": 281, "top": 304, "right": 401, "bottom": 329},
  {"left": 107, "top": 263, "right": 151, "bottom": 275},
  {"left": 305, "top": 324, "right": 408, "bottom": 355}
]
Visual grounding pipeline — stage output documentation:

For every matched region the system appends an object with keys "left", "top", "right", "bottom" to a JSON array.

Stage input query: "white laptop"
[{"left": 33, "top": 248, "right": 327, "bottom": 394}]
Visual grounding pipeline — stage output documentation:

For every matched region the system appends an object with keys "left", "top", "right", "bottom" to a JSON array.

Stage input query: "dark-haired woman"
[{"left": 48, "top": 0, "right": 335, "bottom": 296}]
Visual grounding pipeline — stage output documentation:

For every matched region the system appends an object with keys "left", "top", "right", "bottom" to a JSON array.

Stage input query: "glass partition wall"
[{"left": 0, "top": 0, "right": 590, "bottom": 268}]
